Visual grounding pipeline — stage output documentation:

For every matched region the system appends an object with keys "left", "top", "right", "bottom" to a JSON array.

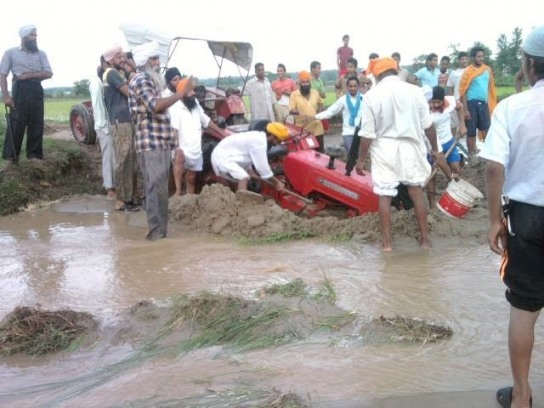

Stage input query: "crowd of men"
[{"left": 1, "top": 24, "right": 544, "bottom": 408}]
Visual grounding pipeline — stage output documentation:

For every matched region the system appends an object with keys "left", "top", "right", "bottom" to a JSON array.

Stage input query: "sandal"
[{"left": 497, "top": 387, "right": 533, "bottom": 408}]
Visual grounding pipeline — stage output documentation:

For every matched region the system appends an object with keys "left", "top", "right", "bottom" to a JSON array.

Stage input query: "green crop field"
[
  {"left": 40, "top": 85, "right": 516, "bottom": 125},
  {"left": 44, "top": 98, "right": 86, "bottom": 123}
]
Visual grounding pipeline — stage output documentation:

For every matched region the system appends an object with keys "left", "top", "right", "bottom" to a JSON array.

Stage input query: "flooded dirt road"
[{"left": 1, "top": 196, "right": 544, "bottom": 407}]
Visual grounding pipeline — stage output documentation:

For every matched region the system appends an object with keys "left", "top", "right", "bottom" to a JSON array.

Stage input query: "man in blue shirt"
[
  {"left": 460, "top": 46, "right": 497, "bottom": 157},
  {"left": 415, "top": 53, "right": 439, "bottom": 88}
]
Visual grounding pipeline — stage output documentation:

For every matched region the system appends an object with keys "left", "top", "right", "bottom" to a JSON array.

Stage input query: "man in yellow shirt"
[{"left": 289, "top": 71, "right": 325, "bottom": 151}]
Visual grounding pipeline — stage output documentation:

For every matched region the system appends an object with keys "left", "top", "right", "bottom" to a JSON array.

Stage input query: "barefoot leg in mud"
[
  {"left": 407, "top": 185, "right": 431, "bottom": 249},
  {"left": 378, "top": 195, "right": 393, "bottom": 251}
]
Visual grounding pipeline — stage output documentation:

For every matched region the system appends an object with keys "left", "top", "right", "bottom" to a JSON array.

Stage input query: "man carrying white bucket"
[{"left": 481, "top": 25, "right": 544, "bottom": 408}]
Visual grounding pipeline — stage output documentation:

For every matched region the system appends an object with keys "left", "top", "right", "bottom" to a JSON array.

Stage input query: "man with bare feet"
[{"left": 356, "top": 57, "right": 444, "bottom": 251}]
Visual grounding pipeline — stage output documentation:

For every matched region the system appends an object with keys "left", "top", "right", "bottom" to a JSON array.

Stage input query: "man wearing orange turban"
[
  {"left": 289, "top": 71, "right": 325, "bottom": 151},
  {"left": 355, "top": 57, "right": 447, "bottom": 251}
]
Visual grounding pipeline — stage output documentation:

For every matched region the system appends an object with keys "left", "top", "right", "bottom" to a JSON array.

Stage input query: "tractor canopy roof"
[{"left": 120, "top": 24, "right": 253, "bottom": 71}]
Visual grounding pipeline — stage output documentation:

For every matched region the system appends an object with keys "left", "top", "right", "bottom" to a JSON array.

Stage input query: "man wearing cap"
[
  {"left": 355, "top": 57, "right": 444, "bottom": 252},
  {"left": 128, "top": 42, "right": 192, "bottom": 240},
  {"left": 481, "top": 25, "right": 544, "bottom": 408},
  {"left": 289, "top": 71, "right": 325, "bottom": 151},
  {"left": 102, "top": 46, "right": 140, "bottom": 211},
  {"left": 211, "top": 121, "right": 286, "bottom": 192},
  {"left": 163, "top": 67, "right": 230, "bottom": 195},
  {"left": 0, "top": 25, "right": 52, "bottom": 162}
]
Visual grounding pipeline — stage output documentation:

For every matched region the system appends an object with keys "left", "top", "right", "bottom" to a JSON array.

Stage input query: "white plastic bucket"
[{"left": 437, "top": 179, "right": 483, "bottom": 218}]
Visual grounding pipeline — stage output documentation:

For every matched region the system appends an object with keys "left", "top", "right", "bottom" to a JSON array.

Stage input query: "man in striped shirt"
[{"left": 128, "top": 41, "right": 192, "bottom": 241}]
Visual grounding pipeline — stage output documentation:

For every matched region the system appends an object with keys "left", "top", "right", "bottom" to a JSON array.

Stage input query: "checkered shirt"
[{"left": 128, "top": 72, "right": 177, "bottom": 153}]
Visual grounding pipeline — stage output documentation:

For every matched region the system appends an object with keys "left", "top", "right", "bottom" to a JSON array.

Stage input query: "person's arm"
[
  {"left": 0, "top": 74, "right": 12, "bottom": 107},
  {"left": 335, "top": 75, "right": 343, "bottom": 90},
  {"left": 480, "top": 102, "right": 510, "bottom": 254},
  {"left": 315, "top": 97, "right": 343, "bottom": 120},
  {"left": 486, "top": 161, "right": 507, "bottom": 255},
  {"left": 514, "top": 70, "right": 524, "bottom": 93},
  {"left": 456, "top": 101, "right": 467, "bottom": 135},
  {"left": 355, "top": 100, "right": 376, "bottom": 175},
  {"left": 355, "top": 138, "right": 372, "bottom": 175},
  {"left": 135, "top": 74, "right": 191, "bottom": 114},
  {"left": 0, "top": 51, "right": 14, "bottom": 106}
]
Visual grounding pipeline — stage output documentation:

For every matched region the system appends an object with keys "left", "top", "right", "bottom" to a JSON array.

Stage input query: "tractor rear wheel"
[{"left": 70, "top": 104, "right": 96, "bottom": 144}]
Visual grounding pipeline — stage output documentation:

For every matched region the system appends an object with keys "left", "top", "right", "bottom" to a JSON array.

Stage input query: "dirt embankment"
[
  {"left": 0, "top": 140, "right": 103, "bottom": 216},
  {"left": 170, "top": 183, "right": 489, "bottom": 243}
]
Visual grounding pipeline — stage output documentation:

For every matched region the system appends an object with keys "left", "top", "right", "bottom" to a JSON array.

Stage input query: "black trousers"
[{"left": 2, "top": 80, "right": 44, "bottom": 160}]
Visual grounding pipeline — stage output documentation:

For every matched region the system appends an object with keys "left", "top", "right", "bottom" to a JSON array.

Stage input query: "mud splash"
[{"left": 169, "top": 184, "right": 488, "bottom": 243}]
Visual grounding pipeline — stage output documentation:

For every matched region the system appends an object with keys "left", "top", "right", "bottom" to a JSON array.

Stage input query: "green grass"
[
  {"left": 44, "top": 97, "right": 85, "bottom": 123},
  {"left": 263, "top": 278, "right": 307, "bottom": 298}
]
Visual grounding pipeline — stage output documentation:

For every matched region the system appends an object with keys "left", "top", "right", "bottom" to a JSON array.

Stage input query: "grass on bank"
[{"left": 0, "top": 130, "right": 102, "bottom": 215}]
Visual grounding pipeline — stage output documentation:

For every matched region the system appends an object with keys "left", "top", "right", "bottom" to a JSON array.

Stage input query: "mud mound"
[
  {"left": 0, "top": 307, "right": 97, "bottom": 356},
  {"left": 170, "top": 184, "right": 487, "bottom": 242},
  {"left": 361, "top": 315, "right": 453, "bottom": 345}
]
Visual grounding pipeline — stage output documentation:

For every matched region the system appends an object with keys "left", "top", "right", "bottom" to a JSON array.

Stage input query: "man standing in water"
[
  {"left": 0, "top": 25, "right": 52, "bottom": 162},
  {"left": 481, "top": 25, "right": 544, "bottom": 408},
  {"left": 128, "top": 41, "right": 192, "bottom": 240},
  {"left": 355, "top": 58, "right": 444, "bottom": 251}
]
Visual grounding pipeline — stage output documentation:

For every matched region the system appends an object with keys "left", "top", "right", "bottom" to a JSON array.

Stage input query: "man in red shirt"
[{"left": 337, "top": 34, "right": 353, "bottom": 77}]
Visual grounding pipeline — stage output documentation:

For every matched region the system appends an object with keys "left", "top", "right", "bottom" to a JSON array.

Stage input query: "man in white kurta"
[
  {"left": 245, "top": 63, "right": 275, "bottom": 122},
  {"left": 356, "top": 58, "right": 444, "bottom": 251}
]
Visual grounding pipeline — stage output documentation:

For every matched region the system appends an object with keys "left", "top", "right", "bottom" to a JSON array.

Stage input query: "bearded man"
[
  {"left": 1, "top": 25, "right": 52, "bottom": 162},
  {"left": 289, "top": 71, "right": 324, "bottom": 151},
  {"left": 102, "top": 45, "right": 140, "bottom": 211},
  {"left": 128, "top": 42, "right": 192, "bottom": 240},
  {"left": 163, "top": 68, "right": 229, "bottom": 195}
]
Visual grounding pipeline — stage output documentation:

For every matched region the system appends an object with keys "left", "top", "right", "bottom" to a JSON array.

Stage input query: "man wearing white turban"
[
  {"left": 0, "top": 25, "right": 52, "bottom": 162},
  {"left": 482, "top": 25, "right": 544, "bottom": 408},
  {"left": 101, "top": 46, "right": 141, "bottom": 212},
  {"left": 128, "top": 42, "right": 192, "bottom": 241}
]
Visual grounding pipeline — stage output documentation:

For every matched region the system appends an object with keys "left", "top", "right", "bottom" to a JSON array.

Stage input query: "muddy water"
[{"left": 1, "top": 195, "right": 543, "bottom": 407}]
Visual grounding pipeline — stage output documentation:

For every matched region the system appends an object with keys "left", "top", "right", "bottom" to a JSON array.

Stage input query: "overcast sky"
[{"left": 2, "top": 0, "right": 542, "bottom": 87}]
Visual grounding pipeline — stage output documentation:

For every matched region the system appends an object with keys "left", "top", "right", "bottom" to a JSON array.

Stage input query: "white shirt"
[
  {"left": 447, "top": 68, "right": 466, "bottom": 100},
  {"left": 480, "top": 79, "right": 544, "bottom": 206},
  {"left": 212, "top": 131, "right": 274, "bottom": 179},
  {"left": 430, "top": 95, "right": 457, "bottom": 145},
  {"left": 89, "top": 75, "right": 109, "bottom": 131},
  {"left": 315, "top": 93, "right": 363, "bottom": 136},
  {"left": 246, "top": 77, "right": 275, "bottom": 121},
  {"left": 360, "top": 75, "right": 432, "bottom": 149},
  {"left": 167, "top": 95, "right": 210, "bottom": 160}
]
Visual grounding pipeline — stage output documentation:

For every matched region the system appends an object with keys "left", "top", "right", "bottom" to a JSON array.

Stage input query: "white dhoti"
[{"left": 370, "top": 138, "right": 431, "bottom": 196}]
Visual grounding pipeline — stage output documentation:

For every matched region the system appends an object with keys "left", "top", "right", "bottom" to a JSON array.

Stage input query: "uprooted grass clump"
[
  {"left": 0, "top": 307, "right": 97, "bottom": 356},
  {"left": 362, "top": 315, "right": 453, "bottom": 345},
  {"left": 264, "top": 278, "right": 307, "bottom": 298},
  {"left": 161, "top": 279, "right": 353, "bottom": 353}
]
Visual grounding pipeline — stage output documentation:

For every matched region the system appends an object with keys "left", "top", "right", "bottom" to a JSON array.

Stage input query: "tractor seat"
[{"left": 325, "top": 145, "right": 345, "bottom": 159}]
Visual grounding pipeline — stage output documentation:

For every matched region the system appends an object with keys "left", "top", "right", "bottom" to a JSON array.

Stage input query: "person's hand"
[
  {"left": 488, "top": 220, "right": 507, "bottom": 255},
  {"left": 274, "top": 179, "right": 285, "bottom": 191},
  {"left": 355, "top": 159, "right": 366, "bottom": 175},
  {"left": 222, "top": 128, "right": 233, "bottom": 137},
  {"left": 464, "top": 109, "right": 471, "bottom": 121},
  {"left": 459, "top": 125, "right": 467, "bottom": 136},
  {"left": 3, "top": 94, "right": 14, "bottom": 108},
  {"left": 432, "top": 151, "right": 448, "bottom": 169}
]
